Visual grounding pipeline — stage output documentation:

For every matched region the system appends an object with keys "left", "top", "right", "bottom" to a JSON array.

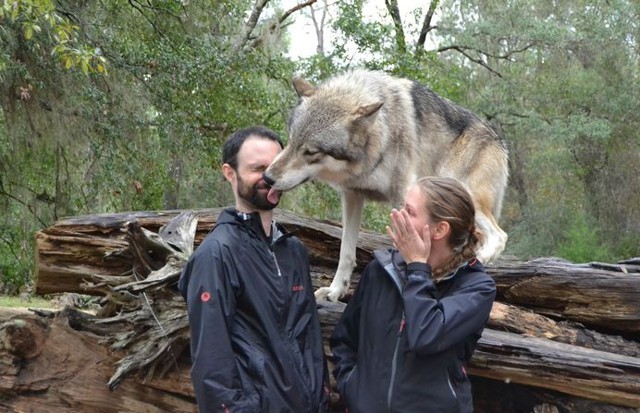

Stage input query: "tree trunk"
[
  {"left": 0, "top": 308, "right": 196, "bottom": 413},
  {"left": 2, "top": 307, "right": 640, "bottom": 412},
  {"left": 36, "top": 209, "right": 640, "bottom": 335}
]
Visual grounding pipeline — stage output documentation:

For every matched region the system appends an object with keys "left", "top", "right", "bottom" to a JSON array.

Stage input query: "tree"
[
  {"left": 435, "top": 0, "right": 640, "bottom": 260},
  {"left": 0, "top": 0, "right": 318, "bottom": 291}
]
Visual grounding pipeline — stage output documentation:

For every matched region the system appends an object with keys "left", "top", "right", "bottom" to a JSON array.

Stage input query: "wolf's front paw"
[{"left": 314, "top": 286, "right": 344, "bottom": 302}]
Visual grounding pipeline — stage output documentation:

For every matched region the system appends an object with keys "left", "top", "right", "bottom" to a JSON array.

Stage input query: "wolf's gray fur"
[{"left": 264, "top": 70, "right": 508, "bottom": 301}]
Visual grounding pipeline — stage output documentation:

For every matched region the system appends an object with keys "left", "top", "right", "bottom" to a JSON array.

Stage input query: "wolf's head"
[{"left": 263, "top": 75, "right": 383, "bottom": 202}]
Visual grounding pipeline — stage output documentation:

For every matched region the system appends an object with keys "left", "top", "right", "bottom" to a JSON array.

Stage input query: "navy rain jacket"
[
  {"left": 179, "top": 208, "right": 329, "bottom": 413},
  {"left": 330, "top": 249, "right": 496, "bottom": 413}
]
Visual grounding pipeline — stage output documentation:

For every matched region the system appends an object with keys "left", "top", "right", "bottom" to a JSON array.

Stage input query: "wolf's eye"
[{"left": 304, "top": 149, "right": 323, "bottom": 163}]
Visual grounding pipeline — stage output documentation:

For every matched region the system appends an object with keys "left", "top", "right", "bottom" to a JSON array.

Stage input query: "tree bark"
[
  {"left": 2, "top": 307, "right": 640, "bottom": 412},
  {"left": 471, "top": 329, "right": 640, "bottom": 408},
  {"left": 35, "top": 208, "right": 640, "bottom": 334},
  {"left": 0, "top": 308, "right": 196, "bottom": 413},
  {"left": 489, "top": 258, "right": 640, "bottom": 335},
  {"left": 488, "top": 302, "right": 640, "bottom": 358}
]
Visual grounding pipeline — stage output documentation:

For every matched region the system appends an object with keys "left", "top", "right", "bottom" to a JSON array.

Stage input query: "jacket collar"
[
  {"left": 218, "top": 208, "right": 286, "bottom": 245},
  {"left": 374, "top": 249, "right": 406, "bottom": 295},
  {"left": 374, "top": 248, "right": 484, "bottom": 294}
]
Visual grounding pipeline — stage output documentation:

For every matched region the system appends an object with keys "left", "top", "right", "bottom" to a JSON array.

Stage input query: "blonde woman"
[{"left": 330, "top": 176, "right": 496, "bottom": 413}]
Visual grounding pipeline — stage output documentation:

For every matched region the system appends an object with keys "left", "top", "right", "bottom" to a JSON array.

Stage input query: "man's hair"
[
  {"left": 222, "top": 126, "right": 284, "bottom": 170},
  {"left": 417, "top": 176, "right": 483, "bottom": 276}
]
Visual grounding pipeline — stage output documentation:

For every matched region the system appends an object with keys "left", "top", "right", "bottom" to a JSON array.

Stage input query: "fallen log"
[
  {"left": 34, "top": 208, "right": 388, "bottom": 296},
  {"left": 470, "top": 329, "right": 640, "bottom": 408},
  {"left": 2, "top": 307, "right": 640, "bottom": 412},
  {"left": 31, "top": 208, "right": 640, "bottom": 410},
  {"left": 471, "top": 376, "right": 640, "bottom": 413},
  {"left": 0, "top": 308, "right": 196, "bottom": 413},
  {"left": 488, "top": 302, "right": 640, "bottom": 358},
  {"left": 35, "top": 208, "right": 640, "bottom": 336},
  {"left": 490, "top": 258, "right": 640, "bottom": 335}
]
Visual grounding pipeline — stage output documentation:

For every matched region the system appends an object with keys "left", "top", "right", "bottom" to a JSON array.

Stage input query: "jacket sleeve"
[
  {"left": 178, "top": 239, "right": 261, "bottom": 413},
  {"left": 402, "top": 262, "right": 496, "bottom": 355},
  {"left": 328, "top": 263, "right": 372, "bottom": 394}
]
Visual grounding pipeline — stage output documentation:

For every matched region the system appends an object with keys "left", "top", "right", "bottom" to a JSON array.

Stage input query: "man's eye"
[{"left": 304, "top": 149, "right": 317, "bottom": 156}]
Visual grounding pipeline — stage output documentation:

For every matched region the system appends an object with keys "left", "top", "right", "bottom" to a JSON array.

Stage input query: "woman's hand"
[{"left": 386, "top": 208, "right": 431, "bottom": 264}]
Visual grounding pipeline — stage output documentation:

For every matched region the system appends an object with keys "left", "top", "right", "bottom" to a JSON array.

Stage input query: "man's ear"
[
  {"left": 222, "top": 163, "right": 235, "bottom": 183},
  {"left": 433, "top": 221, "right": 451, "bottom": 241}
]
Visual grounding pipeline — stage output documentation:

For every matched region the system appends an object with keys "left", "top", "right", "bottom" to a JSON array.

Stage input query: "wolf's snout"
[
  {"left": 262, "top": 172, "right": 275, "bottom": 186},
  {"left": 262, "top": 172, "right": 281, "bottom": 205}
]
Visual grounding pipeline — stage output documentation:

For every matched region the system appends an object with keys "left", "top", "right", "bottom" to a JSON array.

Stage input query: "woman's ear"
[
  {"left": 433, "top": 221, "right": 451, "bottom": 240},
  {"left": 222, "top": 163, "right": 235, "bottom": 183}
]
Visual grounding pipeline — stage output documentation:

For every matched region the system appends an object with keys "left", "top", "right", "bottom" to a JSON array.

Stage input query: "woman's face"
[{"left": 402, "top": 185, "right": 433, "bottom": 237}]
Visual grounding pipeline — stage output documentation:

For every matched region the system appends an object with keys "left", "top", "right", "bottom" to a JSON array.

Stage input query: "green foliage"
[
  {"left": 556, "top": 213, "right": 613, "bottom": 263},
  {"left": 1, "top": 0, "right": 106, "bottom": 73},
  {"left": 437, "top": 0, "right": 640, "bottom": 261},
  {"left": 1, "top": 0, "right": 639, "bottom": 293}
]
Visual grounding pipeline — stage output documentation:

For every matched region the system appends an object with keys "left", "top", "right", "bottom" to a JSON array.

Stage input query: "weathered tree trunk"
[
  {"left": 488, "top": 302, "right": 640, "bottom": 357},
  {"left": 2, "top": 307, "right": 640, "bottom": 412},
  {"left": 0, "top": 308, "right": 196, "bottom": 413},
  {"left": 29, "top": 208, "right": 640, "bottom": 411},
  {"left": 489, "top": 258, "right": 640, "bottom": 335},
  {"left": 35, "top": 209, "right": 640, "bottom": 335},
  {"left": 34, "top": 208, "right": 388, "bottom": 295}
]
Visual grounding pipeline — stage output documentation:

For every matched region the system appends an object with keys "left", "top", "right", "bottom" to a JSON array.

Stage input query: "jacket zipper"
[
  {"left": 270, "top": 250, "right": 282, "bottom": 277},
  {"left": 447, "top": 374, "right": 458, "bottom": 400},
  {"left": 387, "top": 312, "right": 406, "bottom": 411}
]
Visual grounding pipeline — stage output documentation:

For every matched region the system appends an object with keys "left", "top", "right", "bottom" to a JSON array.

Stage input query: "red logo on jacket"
[{"left": 292, "top": 285, "right": 305, "bottom": 292}]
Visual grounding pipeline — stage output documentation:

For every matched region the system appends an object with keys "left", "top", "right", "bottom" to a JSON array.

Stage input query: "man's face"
[{"left": 232, "top": 136, "right": 282, "bottom": 211}]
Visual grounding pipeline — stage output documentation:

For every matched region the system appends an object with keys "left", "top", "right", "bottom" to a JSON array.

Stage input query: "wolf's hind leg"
[
  {"left": 315, "top": 190, "right": 365, "bottom": 302},
  {"left": 475, "top": 209, "right": 507, "bottom": 264}
]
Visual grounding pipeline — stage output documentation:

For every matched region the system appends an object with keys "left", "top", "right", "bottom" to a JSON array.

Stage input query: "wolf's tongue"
[{"left": 267, "top": 188, "right": 280, "bottom": 204}]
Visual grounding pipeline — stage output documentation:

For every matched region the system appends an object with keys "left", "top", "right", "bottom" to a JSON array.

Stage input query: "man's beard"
[{"left": 237, "top": 175, "right": 279, "bottom": 211}]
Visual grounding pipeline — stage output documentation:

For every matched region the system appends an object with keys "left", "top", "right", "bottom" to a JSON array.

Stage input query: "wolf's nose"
[{"left": 262, "top": 173, "right": 275, "bottom": 186}]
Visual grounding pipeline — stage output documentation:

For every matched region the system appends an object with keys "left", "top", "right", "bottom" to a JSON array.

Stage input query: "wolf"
[{"left": 264, "top": 70, "right": 509, "bottom": 302}]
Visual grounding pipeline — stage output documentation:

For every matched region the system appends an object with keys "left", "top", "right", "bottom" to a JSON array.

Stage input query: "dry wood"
[
  {"left": 471, "top": 376, "right": 640, "bottom": 413},
  {"left": 489, "top": 302, "right": 640, "bottom": 358},
  {"left": 471, "top": 329, "right": 640, "bottom": 408},
  {"left": 35, "top": 208, "right": 389, "bottom": 295},
  {"left": 0, "top": 308, "right": 196, "bottom": 413},
  {"left": 490, "top": 258, "right": 640, "bottom": 334},
  {"left": 3, "top": 306, "right": 640, "bottom": 412},
  {"left": 35, "top": 209, "right": 640, "bottom": 336}
]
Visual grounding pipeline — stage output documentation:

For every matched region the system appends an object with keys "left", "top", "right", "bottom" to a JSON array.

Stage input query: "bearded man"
[{"left": 179, "top": 126, "right": 329, "bottom": 413}]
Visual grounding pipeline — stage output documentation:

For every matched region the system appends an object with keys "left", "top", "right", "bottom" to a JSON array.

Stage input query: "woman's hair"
[{"left": 417, "top": 176, "right": 484, "bottom": 278}]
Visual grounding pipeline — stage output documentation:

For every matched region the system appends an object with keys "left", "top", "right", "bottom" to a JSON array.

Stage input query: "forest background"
[{"left": 1, "top": 0, "right": 639, "bottom": 294}]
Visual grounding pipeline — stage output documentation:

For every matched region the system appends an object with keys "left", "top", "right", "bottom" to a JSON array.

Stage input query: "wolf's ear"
[
  {"left": 355, "top": 101, "right": 384, "bottom": 119},
  {"left": 292, "top": 77, "right": 316, "bottom": 98}
]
